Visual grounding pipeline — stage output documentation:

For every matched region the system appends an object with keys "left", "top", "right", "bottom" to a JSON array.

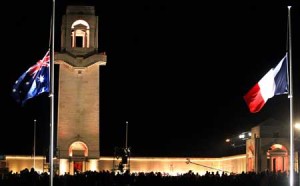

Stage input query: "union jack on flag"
[{"left": 12, "top": 50, "right": 50, "bottom": 106}]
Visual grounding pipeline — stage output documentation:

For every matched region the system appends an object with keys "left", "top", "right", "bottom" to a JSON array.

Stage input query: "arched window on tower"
[{"left": 71, "top": 20, "right": 90, "bottom": 48}]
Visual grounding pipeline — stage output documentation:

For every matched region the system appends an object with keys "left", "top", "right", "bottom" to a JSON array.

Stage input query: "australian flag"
[{"left": 12, "top": 50, "right": 50, "bottom": 106}]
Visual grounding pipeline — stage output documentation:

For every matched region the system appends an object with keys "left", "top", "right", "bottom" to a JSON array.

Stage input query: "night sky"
[{"left": 1, "top": 0, "right": 300, "bottom": 158}]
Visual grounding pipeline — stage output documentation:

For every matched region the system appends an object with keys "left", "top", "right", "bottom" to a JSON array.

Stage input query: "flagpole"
[
  {"left": 287, "top": 6, "right": 294, "bottom": 186},
  {"left": 33, "top": 119, "right": 36, "bottom": 170},
  {"left": 49, "top": 0, "right": 55, "bottom": 185}
]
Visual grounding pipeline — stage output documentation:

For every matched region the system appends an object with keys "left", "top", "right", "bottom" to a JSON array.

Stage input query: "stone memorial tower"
[{"left": 54, "top": 5, "right": 106, "bottom": 174}]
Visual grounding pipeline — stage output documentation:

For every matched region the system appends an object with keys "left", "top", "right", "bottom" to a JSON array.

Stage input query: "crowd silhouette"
[{"left": 0, "top": 168, "right": 298, "bottom": 186}]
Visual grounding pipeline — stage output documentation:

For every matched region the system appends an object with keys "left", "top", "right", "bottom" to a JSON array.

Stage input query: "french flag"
[{"left": 244, "top": 54, "right": 288, "bottom": 113}]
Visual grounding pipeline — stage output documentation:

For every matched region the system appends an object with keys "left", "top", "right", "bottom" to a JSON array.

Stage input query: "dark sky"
[{"left": 1, "top": 0, "right": 300, "bottom": 158}]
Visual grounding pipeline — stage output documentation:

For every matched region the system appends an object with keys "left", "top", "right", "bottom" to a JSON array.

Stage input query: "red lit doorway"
[{"left": 74, "top": 161, "right": 83, "bottom": 173}]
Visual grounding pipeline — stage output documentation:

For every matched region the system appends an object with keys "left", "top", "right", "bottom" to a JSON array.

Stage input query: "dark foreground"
[{"left": 0, "top": 168, "right": 298, "bottom": 186}]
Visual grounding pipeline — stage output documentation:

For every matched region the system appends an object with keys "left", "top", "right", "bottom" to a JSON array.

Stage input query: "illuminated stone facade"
[
  {"left": 3, "top": 155, "right": 246, "bottom": 175},
  {"left": 99, "top": 155, "right": 247, "bottom": 175},
  {"left": 54, "top": 5, "right": 106, "bottom": 174},
  {"left": 245, "top": 118, "right": 298, "bottom": 173},
  {"left": 3, "top": 118, "right": 299, "bottom": 175}
]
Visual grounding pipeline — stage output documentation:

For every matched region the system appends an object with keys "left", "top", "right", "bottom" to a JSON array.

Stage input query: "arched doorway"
[
  {"left": 267, "top": 144, "right": 288, "bottom": 172},
  {"left": 69, "top": 141, "right": 88, "bottom": 173}
]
